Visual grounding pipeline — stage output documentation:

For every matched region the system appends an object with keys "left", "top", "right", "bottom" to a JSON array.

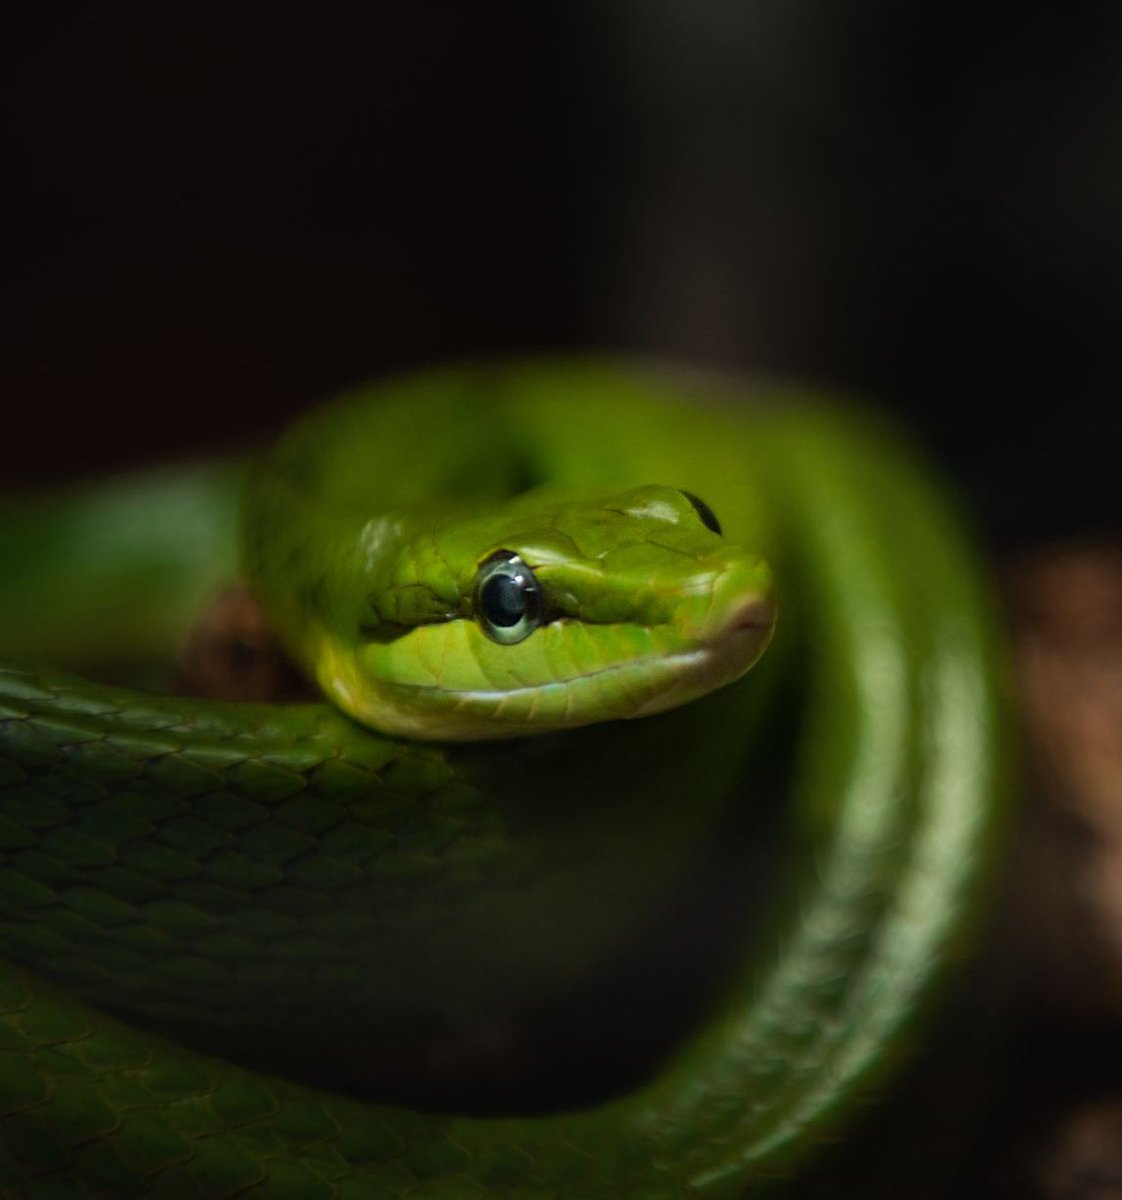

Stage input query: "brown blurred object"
[
  {"left": 981, "top": 546, "right": 1122, "bottom": 1200},
  {"left": 1033, "top": 1101, "right": 1122, "bottom": 1200},
  {"left": 1010, "top": 546, "right": 1122, "bottom": 1020},
  {"left": 995, "top": 1100, "right": 1122, "bottom": 1200},
  {"left": 175, "top": 585, "right": 313, "bottom": 703}
]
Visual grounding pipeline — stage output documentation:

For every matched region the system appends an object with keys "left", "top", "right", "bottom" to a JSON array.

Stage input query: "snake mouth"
[
  {"left": 332, "top": 594, "right": 775, "bottom": 740},
  {"left": 439, "top": 591, "right": 776, "bottom": 732}
]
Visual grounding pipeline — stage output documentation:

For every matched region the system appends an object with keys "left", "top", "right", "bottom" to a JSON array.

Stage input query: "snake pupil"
[{"left": 481, "top": 573, "right": 525, "bottom": 627}]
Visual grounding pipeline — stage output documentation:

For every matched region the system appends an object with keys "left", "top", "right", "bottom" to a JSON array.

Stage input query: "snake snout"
[
  {"left": 723, "top": 595, "right": 776, "bottom": 636},
  {"left": 687, "top": 555, "right": 776, "bottom": 642},
  {"left": 707, "top": 594, "right": 777, "bottom": 676}
]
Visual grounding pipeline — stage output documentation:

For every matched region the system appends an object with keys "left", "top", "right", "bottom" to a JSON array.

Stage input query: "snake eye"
[
  {"left": 473, "top": 550, "right": 542, "bottom": 644},
  {"left": 680, "top": 490, "right": 722, "bottom": 536}
]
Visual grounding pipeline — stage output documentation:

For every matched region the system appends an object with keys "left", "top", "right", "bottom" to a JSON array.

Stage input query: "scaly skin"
[{"left": 0, "top": 361, "right": 1007, "bottom": 1197}]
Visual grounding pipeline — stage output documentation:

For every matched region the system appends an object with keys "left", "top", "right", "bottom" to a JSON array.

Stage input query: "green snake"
[{"left": 0, "top": 361, "right": 1007, "bottom": 1197}]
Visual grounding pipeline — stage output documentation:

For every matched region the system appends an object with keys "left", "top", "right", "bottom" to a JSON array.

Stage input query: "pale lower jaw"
[
  {"left": 335, "top": 610, "right": 774, "bottom": 741},
  {"left": 364, "top": 646, "right": 707, "bottom": 741},
  {"left": 625, "top": 618, "right": 774, "bottom": 720},
  {"left": 387, "top": 624, "right": 769, "bottom": 740}
]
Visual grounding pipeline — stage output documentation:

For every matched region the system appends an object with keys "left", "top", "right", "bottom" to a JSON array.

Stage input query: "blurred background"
[
  {"left": 5, "top": 5, "right": 1122, "bottom": 1196},
  {"left": 6, "top": 4, "right": 1121, "bottom": 546}
]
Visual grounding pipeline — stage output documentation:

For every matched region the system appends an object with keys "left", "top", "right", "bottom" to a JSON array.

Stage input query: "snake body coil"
[{"left": 0, "top": 362, "right": 1006, "bottom": 1197}]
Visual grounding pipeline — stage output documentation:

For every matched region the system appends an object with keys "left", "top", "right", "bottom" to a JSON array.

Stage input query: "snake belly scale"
[{"left": 0, "top": 361, "right": 1006, "bottom": 1197}]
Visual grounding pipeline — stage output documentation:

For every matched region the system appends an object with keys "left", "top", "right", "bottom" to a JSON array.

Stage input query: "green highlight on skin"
[{"left": 0, "top": 360, "right": 1008, "bottom": 1197}]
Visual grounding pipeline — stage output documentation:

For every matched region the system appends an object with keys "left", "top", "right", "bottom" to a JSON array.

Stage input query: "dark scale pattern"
[
  {"left": 0, "top": 953, "right": 642, "bottom": 1199},
  {"left": 0, "top": 661, "right": 530, "bottom": 1074},
  {"left": 0, "top": 660, "right": 657, "bottom": 1197}
]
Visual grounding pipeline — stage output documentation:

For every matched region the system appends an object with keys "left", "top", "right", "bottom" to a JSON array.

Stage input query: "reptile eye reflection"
[{"left": 474, "top": 550, "right": 542, "bottom": 644}]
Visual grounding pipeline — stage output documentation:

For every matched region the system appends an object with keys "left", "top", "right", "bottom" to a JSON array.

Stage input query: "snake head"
[{"left": 312, "top": 485, "right": 776, "bottom": 741}]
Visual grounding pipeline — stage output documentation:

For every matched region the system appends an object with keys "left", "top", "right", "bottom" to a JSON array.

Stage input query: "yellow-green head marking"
[{"left": 295, "top": 484, "right": 775, "bottom": 741}]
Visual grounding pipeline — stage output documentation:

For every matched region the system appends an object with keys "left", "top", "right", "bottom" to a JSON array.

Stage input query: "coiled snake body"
[{"left": 0, "top": 362, "right": 1006, "bottom": 1197}]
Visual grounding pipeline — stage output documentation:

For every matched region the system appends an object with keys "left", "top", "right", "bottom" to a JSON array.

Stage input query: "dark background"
[{"left": 6, "top": 5, "right": 1121, "bottom": 547}]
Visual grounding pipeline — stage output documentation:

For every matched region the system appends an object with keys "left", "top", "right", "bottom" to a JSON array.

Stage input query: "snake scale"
[{"left": 0, "top": 361, "right": 1006, "bottom": 1197}]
